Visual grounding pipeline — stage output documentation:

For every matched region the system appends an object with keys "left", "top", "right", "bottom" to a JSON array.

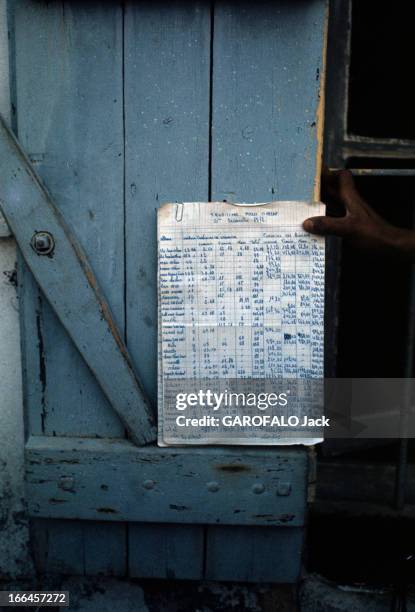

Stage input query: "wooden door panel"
[{"left": 7, "top": 0, "right": 327, "bottom": 581}]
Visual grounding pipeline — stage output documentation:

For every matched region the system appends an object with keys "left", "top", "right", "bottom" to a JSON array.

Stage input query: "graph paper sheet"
[{"left": 157, "top": 201, "right": 325, "bottom": 446}]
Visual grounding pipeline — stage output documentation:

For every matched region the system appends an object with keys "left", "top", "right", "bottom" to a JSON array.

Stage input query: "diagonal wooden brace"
[{"left": 0, "top": 115, "right": 156, "bottom": 446}]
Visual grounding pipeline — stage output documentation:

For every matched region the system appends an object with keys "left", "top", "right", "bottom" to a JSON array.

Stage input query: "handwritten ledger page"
[{"left": 158, "top": 201, "right": 325, "bottom": 446}]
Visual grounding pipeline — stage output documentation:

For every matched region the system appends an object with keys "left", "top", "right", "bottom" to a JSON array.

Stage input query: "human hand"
[{"left": 303, "top": 169, "right": 412, "bottom": 257}]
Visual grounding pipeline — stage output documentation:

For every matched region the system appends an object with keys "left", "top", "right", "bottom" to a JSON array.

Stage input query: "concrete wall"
[{"left": 0, "top": 0, "right": 33, "bottom": 579}]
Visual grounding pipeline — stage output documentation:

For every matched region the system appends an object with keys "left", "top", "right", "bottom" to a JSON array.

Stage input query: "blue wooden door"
[{"left": 10, "top": 0, "right": 327, "bottom": 581}]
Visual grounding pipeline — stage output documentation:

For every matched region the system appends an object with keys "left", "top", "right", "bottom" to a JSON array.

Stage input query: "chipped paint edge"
[{"left": 313, "top": 0, "right": 329, "bottom": 203}]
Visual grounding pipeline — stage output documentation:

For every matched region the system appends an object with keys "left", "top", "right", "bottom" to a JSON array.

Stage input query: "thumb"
[{"left": 303, "top": 215, "right": 350, "bottom": 237}]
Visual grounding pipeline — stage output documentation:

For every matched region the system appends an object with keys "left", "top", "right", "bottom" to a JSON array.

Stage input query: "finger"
[
  {"left": 303, "top": 215, "right": 351, "bottom": 237},
  {"left": 321, "top": 169, "right": 348, "bottom": 211},
  {"left": 337, "top": 170, "right": 364, "bottom": 213}
]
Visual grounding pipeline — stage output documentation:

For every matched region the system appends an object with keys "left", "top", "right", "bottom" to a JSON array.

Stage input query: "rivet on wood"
[
  {"left": 207, "top": 481, "right": 220, "bottom": 492},
  {"left": 143, "top": 479, "right": 155, "bottom": 490}
]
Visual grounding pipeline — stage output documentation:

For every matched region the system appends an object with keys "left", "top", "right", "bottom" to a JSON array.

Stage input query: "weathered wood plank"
[
  {"left": 124, "top": 0, "right": 211, "bottom": 403},
  {"left": 0, "top": 115, "right": 155, "bottom": 446},
  {"left": 123, "top": 1, "right": 211, "bottom": 580},
  {"left": 12, "top": 1, "right": 132, "bottom": 574},
  {"left": 31, "top": 519, "right": 85, "bottom": 575},
  {"left": 13, "top": 0, "right": 127, "bottom": 439},
  {"left": 83, "top": 523, "right": 127, "bottom": 576},
  {"left": 128, "top": 524, "right": 204, "bottom": 580},
  {"left": 207, "top": 0, "right": 327, "bottom": 580},
  {"left": 31, "top": 519, "right": 127, "bottom": 576},
  {"left": 205, "top": 525, "right": 304, "bottom": 582},
  {"left": 26, "top": 436, "right": 308, "bottom": 527},
  {"left": 211, "top": 0, "right": 327, "bottom": 204}
]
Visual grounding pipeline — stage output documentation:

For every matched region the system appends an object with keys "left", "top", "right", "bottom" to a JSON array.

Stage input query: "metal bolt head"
[
  {"left": 31, "top": 231, "right": 55, "bottom": 256},
  {"left": 252, "top": 483, "right": 265, "bottom": 494},
  {"left": 207, "top": 481, "right": 220, "bottom": 493},
  {"left": 143, "top": 479, "right": 155, "bottom": 490}
]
